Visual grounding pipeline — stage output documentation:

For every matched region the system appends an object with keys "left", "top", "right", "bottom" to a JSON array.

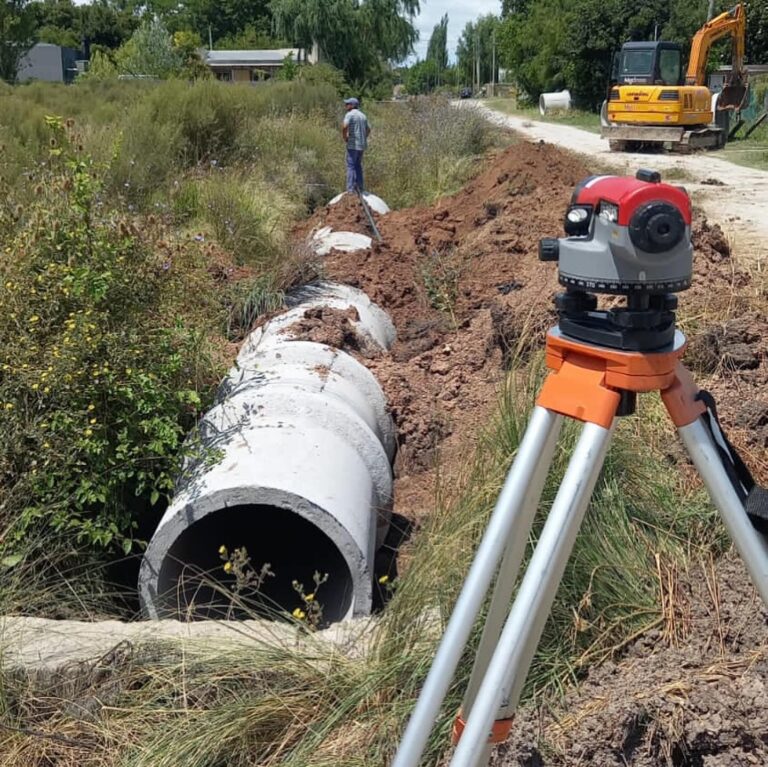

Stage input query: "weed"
[
  {"left": 226, "top": 276, "right": 285, "bottom": 340},
  {"left": 420, "top": 249, "right": 461, "bottom": 327}
]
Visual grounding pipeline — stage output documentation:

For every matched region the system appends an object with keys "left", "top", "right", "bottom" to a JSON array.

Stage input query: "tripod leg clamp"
[{"left": 451, "top": 713, "right": 514, "bottom": 746}]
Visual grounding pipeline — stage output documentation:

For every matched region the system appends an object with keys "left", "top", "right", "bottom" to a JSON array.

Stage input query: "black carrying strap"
[{"left": 697, "top": 390, "right": 768, "bottom": 535}]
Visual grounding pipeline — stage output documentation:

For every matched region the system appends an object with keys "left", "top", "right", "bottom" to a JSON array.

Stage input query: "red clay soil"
[
  {"left": 296, "top": 143, "right": 767, "bottom": 491},
  {"left": 283, "top": 138, "right": 768, "bottom": 765}
]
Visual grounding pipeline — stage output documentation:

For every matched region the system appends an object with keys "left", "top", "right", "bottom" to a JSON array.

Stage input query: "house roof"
[{"left": 204, "top": 49, "right": 300, "bottom": 67}]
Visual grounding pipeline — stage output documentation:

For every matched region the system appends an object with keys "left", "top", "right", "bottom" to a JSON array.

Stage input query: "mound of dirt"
[{"left": 495, "top": 552, "right": 768, "bottom": 767}]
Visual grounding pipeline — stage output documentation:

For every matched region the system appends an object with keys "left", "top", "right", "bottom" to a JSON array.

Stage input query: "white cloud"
[{"left": 411, "top": 0, "right": 501, "bottom": 62}]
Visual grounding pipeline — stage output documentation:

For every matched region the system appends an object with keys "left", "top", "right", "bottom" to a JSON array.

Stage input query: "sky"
[{"left": 411, "top": 0, "right": 501, "bottom": 62}]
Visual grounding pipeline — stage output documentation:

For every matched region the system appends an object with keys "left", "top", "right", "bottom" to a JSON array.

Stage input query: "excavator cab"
[{"left": 611, "top": 42, "right": 683, "bottom": 87}]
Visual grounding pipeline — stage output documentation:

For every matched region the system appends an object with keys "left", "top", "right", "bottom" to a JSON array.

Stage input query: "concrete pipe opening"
[{"left": 155, "top": 503, "right": 354, "bottom": 625}]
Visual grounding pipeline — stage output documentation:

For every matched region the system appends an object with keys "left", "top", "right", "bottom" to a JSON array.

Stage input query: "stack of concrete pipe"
[
  {"left": 311, "top": 191, "right": 390, "bottom": 256},
  {"left": 139, "top": 282, "right": 397, "bottom": 625}
]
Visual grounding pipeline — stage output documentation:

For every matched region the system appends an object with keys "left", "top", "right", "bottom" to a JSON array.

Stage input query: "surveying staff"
[{"left": 342, "top": 97, "right": 370, "bottom": 193}]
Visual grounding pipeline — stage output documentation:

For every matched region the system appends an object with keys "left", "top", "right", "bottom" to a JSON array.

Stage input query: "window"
[
  {"left": 658, "top": 48, "right": 682, "bottom": 85},
  {"left": 620, "top": 50, "right": 654, "bottom": 76}
]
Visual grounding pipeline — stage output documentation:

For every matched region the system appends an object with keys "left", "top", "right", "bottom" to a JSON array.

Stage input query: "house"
[
  {"left": 17, "top": 43, "right": 85, "bottom": 84},
  {"left": 204, "top": 48, "right": 316, "bottom": 83}
]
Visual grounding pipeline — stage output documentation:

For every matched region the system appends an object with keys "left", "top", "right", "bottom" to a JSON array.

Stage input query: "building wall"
[{"left": 17, "top": 44, "right": 64, "bottom": 83}]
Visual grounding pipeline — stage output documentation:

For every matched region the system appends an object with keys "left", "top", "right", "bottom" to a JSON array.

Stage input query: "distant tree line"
[
  {"left": 498, "top": 0, "right": 768, "bottom": 109},
  {"left": 401, "top": 0, "right": 768, "bottom": 106},
  {"left": 0, "top": 0, "right": 422, "bottom": 92}
]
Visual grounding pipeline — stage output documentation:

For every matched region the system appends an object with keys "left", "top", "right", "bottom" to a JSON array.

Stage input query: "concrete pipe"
[
  {"left": 139, "top": 284, "right": 396, "bottom": 626},
  {"left": 243, "top": 282, "right": 396, "bottom": 351},
  {"left": 539, "top": 90, "right": 572, "bottom": 116},
  {"left": 312, "top": 226, "right": 372, "bottom": 256},
  {"left": 329, "top": 191, "right": 391, "bottom": 215}
]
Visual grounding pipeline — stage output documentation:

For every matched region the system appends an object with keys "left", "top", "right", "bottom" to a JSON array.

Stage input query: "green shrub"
[
  {"left": 0, "top": 118, "right": 222, "bottom": 555},
  {"left": 367, "top": 97, "right": 492, "bottom": 207},
  {"left": 198, "top": 169, "right": 300, "bottom": 268}
]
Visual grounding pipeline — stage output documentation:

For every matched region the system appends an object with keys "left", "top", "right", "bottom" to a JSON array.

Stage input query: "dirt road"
[{"left": 470, "top": 102, "right": 768, "bottom": 262}]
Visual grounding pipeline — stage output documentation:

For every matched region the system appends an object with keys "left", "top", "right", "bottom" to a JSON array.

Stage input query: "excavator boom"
[{"left": 686, "top": 3, "right": 746, "bottom": 86}]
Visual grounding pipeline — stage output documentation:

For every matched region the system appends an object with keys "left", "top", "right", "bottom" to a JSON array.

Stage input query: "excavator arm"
[{"left": 685, "top": 3, "right": 746, "bottom": 86}]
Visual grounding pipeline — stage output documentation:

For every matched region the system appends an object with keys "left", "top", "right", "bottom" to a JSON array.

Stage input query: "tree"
[
  {"left": 0, "top": 0, "right": 36, "bottom": 82},
  {"left": 271, "top": 0, "right": 419, "bottom": 86},
  {"left": 149, "top": 0, "right": 274, "bottom": 45},
  {"left": 501, "top": 0, "right": 531, "bottom": 17},
  {"left": 115, "top": 17, "right": 182, "bottom": 78},
  {"left": 426, "top": 12, "right": 447, "bottom": 84},
  {"left": 456, "top": 14, "right": 500, "bottom": 87},
  {"left": 404, "top": 57, "right": 437, "bottom": 93}
]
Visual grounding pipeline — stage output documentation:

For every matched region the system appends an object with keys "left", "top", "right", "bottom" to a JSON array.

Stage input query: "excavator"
[{"left": 601, "top": 3, "right": 748, "bottom": 151}]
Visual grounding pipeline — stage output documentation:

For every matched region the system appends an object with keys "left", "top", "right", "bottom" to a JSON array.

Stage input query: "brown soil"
[
  {"left": 289, "top": 139, "right": 768, "bottom": 761},
  {"left": 494, "top": 552, "right": 768, "bottom": 767}
]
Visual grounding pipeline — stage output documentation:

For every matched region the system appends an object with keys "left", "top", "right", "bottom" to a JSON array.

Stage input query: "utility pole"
[
  {"left": 475, "top": 30, "right": 481, "bottom": 95},
  {"left": 491, "top": 29, "right": 496, "bottom": 97},
  {"left": 208, "top": 25, "right": 213, "bottom": 50}
]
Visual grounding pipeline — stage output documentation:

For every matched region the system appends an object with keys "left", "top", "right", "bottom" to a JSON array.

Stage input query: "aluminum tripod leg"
[
  {"left": 678, "top": 418, "right": 768, "bottom": 606},
  {"left": 450, "top": 420, "right": 616, "bottom": 767},
  {"left": 455, "top": 415, "right": 564, "bottom": 763},
  {"left": 392, "top": 407, "right": 563, "bottom": 767}
]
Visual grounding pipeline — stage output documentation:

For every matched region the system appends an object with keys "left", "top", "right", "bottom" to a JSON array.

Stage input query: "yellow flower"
[
  {"left": 89, "top": 418, "right": 97, "bottom": 424},
  {"left": 31, "top": 383, "right": 39, "bottom": 391},
  {"left": 4, "top": 403, "right": 13, "bottom": 410},
  {"left": 4, "top": 281, "right": 12, "bottom": 289},
  {"left": 43, "top": 442, "right": 50, "bottom": 449},
  {"left": 305, "top": 593, "right": 315, "bottom": 602},
  {"left": 218, "top": 545, "right": 227, "bottom": 555},
  {"left": 28, "top": 315, "right": 40, "bottom": 324},
  {"left": 378, "top": 575, "right": 389, "bottom": 584},
  {"left": 43, "top": 387, "right": 50, "bottom": 394},
  {"left": 87, "top": 404, "right": 95, "bottom": 411},
  {"left": 292, "top": 608, "right": 306, "bottom": 620},
  {"left": 223, "top": 561, "right": 233, "bottom": 573},
  {"left": 84, "top": 428, "right": 93, "bottom": 437}
]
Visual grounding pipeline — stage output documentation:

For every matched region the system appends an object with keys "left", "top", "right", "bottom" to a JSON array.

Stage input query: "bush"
[
  {"left": 367, "top": 97, "right": 491, "bottom": 206},
  {"left": 0, "top": 118, "right": 223, "bottom": 555},
  {"left": 198, "top": 169, "right": 300, "bottom": 268}
]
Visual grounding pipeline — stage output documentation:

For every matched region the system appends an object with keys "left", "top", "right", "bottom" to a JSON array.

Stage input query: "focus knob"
[{"left": 539, "top": 238, "right": 560, "bottom": 262}]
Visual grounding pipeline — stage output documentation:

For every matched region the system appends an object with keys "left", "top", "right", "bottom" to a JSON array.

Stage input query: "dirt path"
[{"left": 469, "top": 102, "right": 768, "bottom": 263}]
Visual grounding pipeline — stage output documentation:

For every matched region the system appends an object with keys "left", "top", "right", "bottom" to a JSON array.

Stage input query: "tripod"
[{"left": 392, "top": 323, "right": 768, "bottom": 767}]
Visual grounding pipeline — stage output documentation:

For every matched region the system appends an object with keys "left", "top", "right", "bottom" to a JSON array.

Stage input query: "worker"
[{"left": 342, "top": 97, "right": 370, "bottom": 193}]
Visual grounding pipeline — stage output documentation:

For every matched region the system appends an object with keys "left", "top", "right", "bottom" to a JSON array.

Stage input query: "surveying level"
[{"left": 392, "top": 169, "right": 768, "bottom": 767}]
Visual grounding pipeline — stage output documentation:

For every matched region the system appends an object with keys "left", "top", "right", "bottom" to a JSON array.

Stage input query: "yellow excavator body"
[{"left": 602, "top": 3, "right": 747, "bottom": 151}]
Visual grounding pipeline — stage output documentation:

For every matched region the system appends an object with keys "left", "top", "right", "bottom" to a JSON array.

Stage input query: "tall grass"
[
  {"left": 367, "top": 97, "right": 493, "bottom": 207},
  {"left": 0, "top": 355, "right": 726, "bottom": 766}
]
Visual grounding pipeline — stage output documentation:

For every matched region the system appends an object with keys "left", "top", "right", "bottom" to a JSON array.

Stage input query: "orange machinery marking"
[
  {"left": 537, "top": 331, "right": 706, "bottom": 428},
  {"left": 451, "top": 714, "right": 514, "bottom": 746}
]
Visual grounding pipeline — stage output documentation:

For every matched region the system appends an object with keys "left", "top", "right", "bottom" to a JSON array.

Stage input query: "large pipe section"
[
  {"left": 539, "top": 90, "right": 572, "bottom": 115},
  {"left": 139, "top": 283, "right": 396, "bottom": 625}
]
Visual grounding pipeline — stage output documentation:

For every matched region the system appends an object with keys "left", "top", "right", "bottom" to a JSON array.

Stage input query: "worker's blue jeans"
[{"left": 346, "top": 148, "right": 365, "bottom": 193}]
